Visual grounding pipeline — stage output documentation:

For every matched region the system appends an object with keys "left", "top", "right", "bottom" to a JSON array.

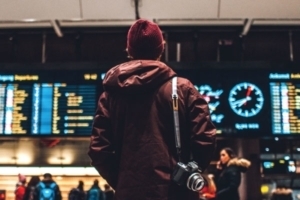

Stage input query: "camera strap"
[{"left": 172, "top": 76, "right": 182, "bottom": 162}]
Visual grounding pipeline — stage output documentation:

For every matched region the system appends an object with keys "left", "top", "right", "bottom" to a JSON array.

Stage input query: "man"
[
  {"left": 86, "top": 180, "right": 105, "bottom": 200},
  {"left": 88, "top": 19, "right": 216, "bottom": 200},
  {"left": 103, "top": 184, "right": 114, "bottom": 200},
  {"left": 34, "top": 173, "right": 62, "bottom": 200},
  {"left": 15, "top": 174, "right": 26, "bottom": 200},
  {"left": 68, "top": 181, "right": 85, "bottom": 200}
]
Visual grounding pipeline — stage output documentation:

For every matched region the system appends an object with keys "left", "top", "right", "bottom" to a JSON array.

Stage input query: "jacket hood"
[
  {"left": 90, "top": 185, "right": 100, "bottom": 189},
  {"left": 272, "top": 188, "right": 293, "bottom": 195},
  {"left": 227, "top": 158, "right": 251, "bottom": 173},
  {"left": 103, "top": 60, "right": 176, "bottom": 94},
  {"left": 42, "top": 179, "right": 55, "bottom": 184}
]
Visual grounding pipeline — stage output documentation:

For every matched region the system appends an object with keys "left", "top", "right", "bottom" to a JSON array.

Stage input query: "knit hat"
[
  {"left": 127, "top": 19, "right": 164, "bottom": 60},
  {"left": 18, "top": 174, "right": 26, "bottom": 183}
]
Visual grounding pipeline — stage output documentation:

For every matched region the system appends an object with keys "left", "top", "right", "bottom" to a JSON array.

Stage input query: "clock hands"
[
  {"left": 232, "top": 86, "right": 252, "bottom": 108},
  {"left": 229, "top": 82, "right": 264, "bottom": 117},
  {"left": 244, "top": 86, "right": 252, "bottom": 105},
  {"left": 232, "top": 96, "right": 252, "bottom": 107}
]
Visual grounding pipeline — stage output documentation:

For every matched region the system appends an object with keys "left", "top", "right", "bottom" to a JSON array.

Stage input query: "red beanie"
[
  {"left": 127, "top": 19, "right": 164, "bottom": 60},
  {"left": 18, "top": 174, "right": 26, "bottom": 183}
]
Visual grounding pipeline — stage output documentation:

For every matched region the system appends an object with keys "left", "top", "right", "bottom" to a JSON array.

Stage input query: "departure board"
[
  {"left": 270, "top": 73, "right": 300, "bottom": 134},
  {"left": 0, "top": 73, "right": 100, "bottom": 136},
  {"left": 2, "top": 64, "right": 300, "bottom": 137}
]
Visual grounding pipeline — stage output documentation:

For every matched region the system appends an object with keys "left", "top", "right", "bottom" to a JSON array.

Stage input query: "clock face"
[{"left": 228, "top": 82, "right": 264, "bottom": 117}]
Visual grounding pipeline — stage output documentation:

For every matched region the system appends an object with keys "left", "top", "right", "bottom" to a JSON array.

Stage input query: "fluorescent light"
[
  {"left": 155, "top": 19, "right": 244, "bottom": 26},
  {"left": 48, "top": 156, "right": 73, "bottom": 165},
  {"left": 59, "top": 19, "right": 135, "bottom": 27},
  {"left": 0, "top": 20, "right": 51, "bottom": 28},
  {"left": 0, "top": 153, "right": 33, "bottom": 165},
  {"left": 15, "top": 153, "right": 33, "bottom": 165},
  {"left": 253, "top": 19, "right": 300, "bottom": 26},
  {"left": 0, "top": 167, "right": 99, "bottom": 176},
  {"left": 23, "top": 19, "right": 38, "bottom": 22}
]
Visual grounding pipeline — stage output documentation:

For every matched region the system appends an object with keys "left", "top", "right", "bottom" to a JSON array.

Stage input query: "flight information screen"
[
  {"left": 270, "top": 73, "right": 300, "bottom": 134},
  {"left": 1, "top": 65, "right": 300, "bottom": 137},
  {"left": 0, "top": 72, "right": 101, "bottom": 136}
]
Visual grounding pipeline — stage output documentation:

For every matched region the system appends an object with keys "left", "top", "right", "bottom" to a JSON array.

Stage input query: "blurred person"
[
  {"left": 23, "top": 176, "right": 40, "bottom": 200},
  {"left": 199, "top": 174, "right": 216, "bottom": 200},
  {"left": 88, "top": 19, "right": 216, "bottom": 200},
  {"left": 271, "top": 184, "right": 293, "bottom": 200},
  {"left": 86, "top": 180, "right": 105, "bottom": 200},
  {"left": 34, "top": 173, "right": 61, "bottom": 200},
  {"left": 103, "top": 184, "right": 114, "bottom": 200},
  {"left": 15, "top": 174, "right": 26, "bottom": 200},
  {"left": 68, "top": 181, "right": 86, "bottom": 200},
  {"left": 215, "top": 147, "right": 251, "bottom": 200}
]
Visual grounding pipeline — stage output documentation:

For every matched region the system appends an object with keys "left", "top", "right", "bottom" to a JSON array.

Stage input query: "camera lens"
[
  {"left": 194, "top": 178, "right": 204, "bottom": 191},
  {"left": 186, "top": 173, "right": 204, "bottom": 191}
]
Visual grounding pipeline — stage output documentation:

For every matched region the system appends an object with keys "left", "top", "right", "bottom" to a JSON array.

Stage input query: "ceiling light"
[{"left": 265, "top": 148, "right": 269, "bottom": 152}]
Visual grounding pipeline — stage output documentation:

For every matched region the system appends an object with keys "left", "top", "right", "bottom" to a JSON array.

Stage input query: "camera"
[{"left": 172, "top": 161, "right": 205, "bottom": 191}]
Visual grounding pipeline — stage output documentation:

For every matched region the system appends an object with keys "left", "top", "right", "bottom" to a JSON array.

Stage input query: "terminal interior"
[{"left": 0, "top": 1, "right": 300, "bottom": 200}]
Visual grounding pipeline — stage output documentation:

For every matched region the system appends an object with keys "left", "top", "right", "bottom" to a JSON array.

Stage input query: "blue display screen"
[
  {"left": 179, "top": 69, "right": 300, "bottom": 136},
  {"left": 0, "top": 72, "right": 100, "bottom": 136},
  {"left": 179, "top": 69, "right": 270, "bottom": 136},
  {"left": 1, "top": 67, "right": 300, "bottom": 136},
  {"left": 262, "top": 160, "right": 296, "bottom": 174}
]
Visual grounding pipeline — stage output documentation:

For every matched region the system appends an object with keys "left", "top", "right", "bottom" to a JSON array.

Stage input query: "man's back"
[
  {"left": 89, "top": 60, "right": 216, "bottom": 200},
  {"left": 87, "top": 186, "right": 104, "bottom": 200},
  {"left": 34, "top": 180, "right": 61, "bottom": 200}
]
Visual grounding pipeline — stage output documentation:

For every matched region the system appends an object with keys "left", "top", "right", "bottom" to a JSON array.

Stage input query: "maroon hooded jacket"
[{"left": 88, "top": 60, "right": 216, "bottom": 200}]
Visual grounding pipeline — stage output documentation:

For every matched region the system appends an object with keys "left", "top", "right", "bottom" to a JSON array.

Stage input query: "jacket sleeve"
[
  {"left": 100, "top": 190, "right": 106, "bottom": 200},
  {"left": 185, "top": 81, "right": 216, "bottom": 171},
  {"left": 216, "top": 169, "right": 241, "bottom": 198},
  {"left": 23, "top": 187, "right": 29, "bottom": 200},
  {"left": 55, "top": 184, "right": 62, "bottom": 200},
  {"left": 88, "top": 92, "right": 117, "bottom": 189},
  {"left": 15, "top": 186, "right": 25, "bottom": 200},
  {"left": 86, "top": 190, "right": 90, "bottom": 200},
  {"left": 33, "top": 185, "right": 39, "bottom": 200}
]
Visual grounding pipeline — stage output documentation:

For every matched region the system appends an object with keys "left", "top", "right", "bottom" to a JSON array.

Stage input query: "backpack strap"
[
  {"left": 49, "top": 183, "right": 56, "bottom": 189},
  {"left": 39, "top": 182, "right": 45, "bottom": 189}
]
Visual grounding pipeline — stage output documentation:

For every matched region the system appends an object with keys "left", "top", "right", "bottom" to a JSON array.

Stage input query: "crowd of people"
[
  {"left": 12, "top": 148, "right": 295, "bottom": 200},
  {"left": 13, "top": 146, "right": 252, "bottom": 200},
  {"left": 14, "top": 173, "right": 114, "bottom": 200}
]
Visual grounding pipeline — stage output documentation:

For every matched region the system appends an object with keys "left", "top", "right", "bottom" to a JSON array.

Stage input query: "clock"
[{"left": 228, "top": 82, "right": 264, "bottom": 117}]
